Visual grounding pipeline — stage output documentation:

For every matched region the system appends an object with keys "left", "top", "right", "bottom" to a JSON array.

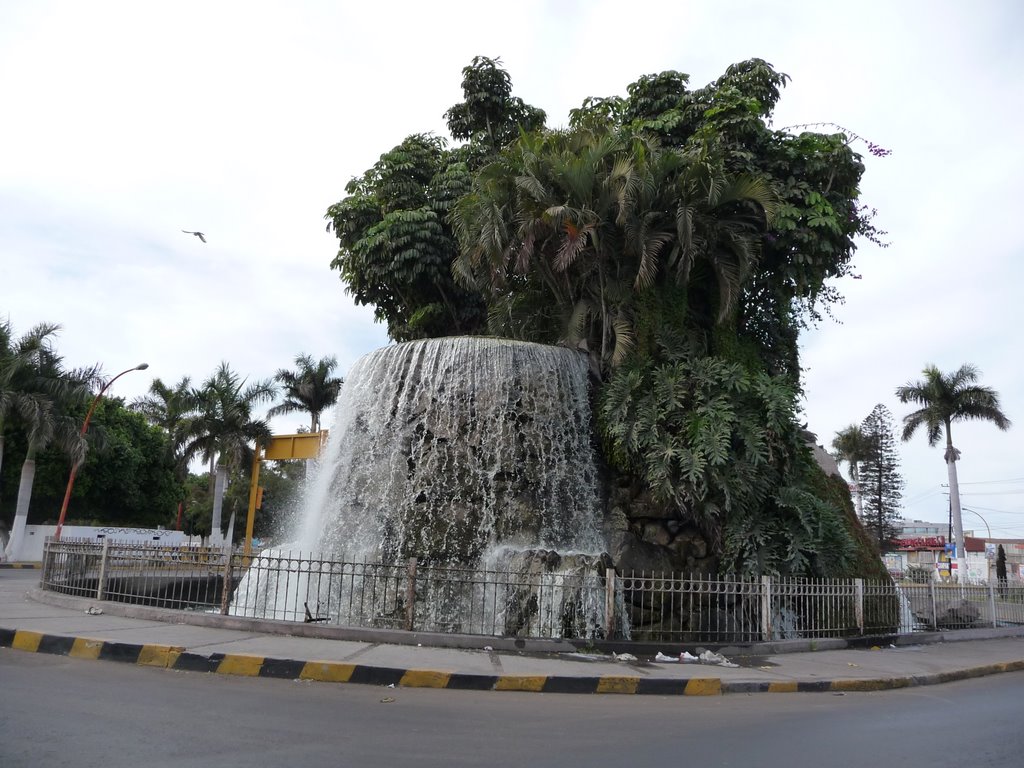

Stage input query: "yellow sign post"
[{"left": 244, "top": 431, "right": 329, "bottom": 558}]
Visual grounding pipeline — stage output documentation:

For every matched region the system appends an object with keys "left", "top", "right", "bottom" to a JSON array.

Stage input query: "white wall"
[{"left": 10, "top": 525, "right": 188, "bottom": 562}]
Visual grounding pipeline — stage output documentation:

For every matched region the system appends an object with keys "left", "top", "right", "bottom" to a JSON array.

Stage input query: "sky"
[{"left": 2, "top": 0, "right": 1022, "bottom": 538}]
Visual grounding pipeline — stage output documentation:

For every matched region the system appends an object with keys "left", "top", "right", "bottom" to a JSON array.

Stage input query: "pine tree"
[{"left": 859, "top": 404, "right": 904, "bottom": 550}]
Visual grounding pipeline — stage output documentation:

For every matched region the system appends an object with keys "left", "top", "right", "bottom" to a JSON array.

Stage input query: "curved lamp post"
[
  {"left": 54, "top": 363, "right": 149, "bottom": 540},
  {"left": 960, "top": 506, "right": 994, "bottom": 582},
  {"left": 960, "top": 507, "right": 991, "bottom": 540}
]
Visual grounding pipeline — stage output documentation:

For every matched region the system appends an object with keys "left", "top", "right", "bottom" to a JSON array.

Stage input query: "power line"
[
  {"left": 958, "top": 493, "right": 1024, "bottom": 499},
  {"left": 956, "top": 504, "right": 1024, "bottom": 516},
  {"left": 903, "top": 488, "right": 942, "bottom": 506}
]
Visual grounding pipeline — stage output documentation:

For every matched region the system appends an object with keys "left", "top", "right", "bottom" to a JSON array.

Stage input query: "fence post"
[
  {"left": 854, "top": 578, "right": 865, "bottom": 635},
  {"left": 761, "top": 575, "right": 773, "bottom": 642},
  {"left": 219, "top": 547, "right": 233, "bottom": 615},
  {"left": 405, "top": 557, "right": 417, "bottom": 631},
  {"left": 605, "top": 568, "right": 616, "bottom": 640},
  {"left": 929, "top": 580, "right": 937, "bottom": 630},
  {"left": 989, "top": 579, "right": 997, "bottom": 629},
  {"left": 96, "top": 539, "right": 110, "bottom": 601},
  {"left": 40, "top": 540, "right": 52, "bottom": 587}
]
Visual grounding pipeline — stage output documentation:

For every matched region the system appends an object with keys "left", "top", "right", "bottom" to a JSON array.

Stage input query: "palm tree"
[
  {"left": 0, "top": 320, "right": 61, "bottom": 487},
  {"left": 453, "top": 127, "right": 637, "bottom": 368},
  {"left": 183, "top": 363, "right": 276, "bottom": 545},
  {"left": 131, "top": 377, "right": 198, "bottom": 529},
  {"left": 451, "top": 126, "right": 776, "bottom": 376},
  {"left": 2, "top": 330, "right": 98, "bottom": 560},
  {"left": 831, "top": 424, "right": 871, "bottom": 519},
  {"left": 267, "top": 354, "right": 343, "bottom": 433},
  {"left": 896, "top": 364, "right": 1011, "bottom": 579}
]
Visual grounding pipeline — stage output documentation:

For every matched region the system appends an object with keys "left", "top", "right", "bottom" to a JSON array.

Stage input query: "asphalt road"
[{"left": 2, "top": 650, "right": 1023, "bottom": 768}]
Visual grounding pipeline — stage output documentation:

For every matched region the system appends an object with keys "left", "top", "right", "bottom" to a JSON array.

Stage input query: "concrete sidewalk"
[{"left": 3, "top": 570, "right": 1023, "bottom": 695}]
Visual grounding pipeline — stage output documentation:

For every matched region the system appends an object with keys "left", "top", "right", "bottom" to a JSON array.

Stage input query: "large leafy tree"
[
  {"left": 325, "top": 57, "right": 546, "bottom": 342},
  {"left": 2, "top": 397, "right": 181, "bottom": 529},
  {"left": 183, "top": 363, "right": 276, "bottom": 544},
  {"left": 858, "top": 404, "right": 904, "bottom": 550},
  {"left": 444, "top": 55, "right": 546, "bottom": 160},
  {"left": 325, "top": 134, "right": 485, "bottom": 341},
  {"left": 896, "top": 364, "right": 1011, "bottom": 576},
  {"left": 49, "top": 398, "right": 181, "bottom": 527},
  {"left": 268, "top": 354, "right": 343, "bottom": 433}
]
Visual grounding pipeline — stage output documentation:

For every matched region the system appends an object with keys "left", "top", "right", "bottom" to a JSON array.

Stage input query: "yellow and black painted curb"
[
  {"left": 0, "top": 562, "right": 41, "bottom": 569},
  {"left": 717, "top": 661, "right": 1024, "bottom": 694},
  {"left": 3, "top": 627, "right": 1023, "bottom": 695},
  {"left": 0, "top": 627, "right": 722, "bottom": 695}
]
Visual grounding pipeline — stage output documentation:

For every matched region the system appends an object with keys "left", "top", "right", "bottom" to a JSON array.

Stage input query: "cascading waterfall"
[
  {"left": 232, "top": 337, "right": 612, "bottom": 636},
  {"left": 299, "top": 336, "right": 604, "bottom": 559}
]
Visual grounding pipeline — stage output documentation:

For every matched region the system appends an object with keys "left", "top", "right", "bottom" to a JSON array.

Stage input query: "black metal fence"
[{"left": 40, "top": 539, "right": 1024, "bottom": 643}]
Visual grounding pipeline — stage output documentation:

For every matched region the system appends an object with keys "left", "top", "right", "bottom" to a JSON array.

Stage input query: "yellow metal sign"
[
  {"left": 261, "top": 431, "right": 330, "bottom": 461},
  {"left": 244, "top": 431, "right": 328, "bottom": 557}
]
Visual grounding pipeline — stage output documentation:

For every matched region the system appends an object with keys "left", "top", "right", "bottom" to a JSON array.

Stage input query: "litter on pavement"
[{"left": 654, "top": 649, "right": 739, "bottom": 668}]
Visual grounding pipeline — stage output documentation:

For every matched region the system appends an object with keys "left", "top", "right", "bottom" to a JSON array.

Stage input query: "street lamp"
[
  {"left": 961, "top": 507, "right": 993, "bottom": 582},
  {"left": 54, "top": 363, "right": 149, "bottom": 540},
  {"left": 960, "top": 507, "right": 991, "bottom": 540}
]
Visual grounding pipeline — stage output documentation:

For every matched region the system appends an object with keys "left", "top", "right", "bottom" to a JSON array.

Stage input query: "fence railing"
[{"left": 40, "top": 539, "right": 1024, "bottom": 643}]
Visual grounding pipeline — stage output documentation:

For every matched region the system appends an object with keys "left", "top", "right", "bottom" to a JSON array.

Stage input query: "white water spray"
[
  {"left": 232, "top": 338, "right": 611, "bottom": 636},
  {"left": 292, "top": 337, "right": 604, "bottom": 562}
]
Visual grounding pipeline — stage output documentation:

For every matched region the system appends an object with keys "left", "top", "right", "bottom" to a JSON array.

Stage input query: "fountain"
[{"left": 231, "top": 337, "right": 612, "bottom": 636}]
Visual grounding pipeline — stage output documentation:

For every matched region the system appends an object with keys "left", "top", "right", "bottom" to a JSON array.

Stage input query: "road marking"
[
  {"left": 684, "top": 678, "right": 722, "bottom": 696},
  {"left": 400, "top": 669, "right": 452, "bottom": 688},
  {"left": 299, "top": 660, "right": 356, "bottom": 683},
  {"left": 495, "top": 675, "right": 546, "bottom": 692},
  {"left": 596, "top": 676, "right": 640, "bottom": 694},
  {"left": 12, "top": 630, "right": 43, "bottom": 653},
  {"left": 69, "top": 637, "right": 104, "bottom": 660},
  {"left": 216, "top": 654, "right": 265, "bottom": 676},
  {"left": 137, "top": 644, "right": 184, "bottom": 668}
]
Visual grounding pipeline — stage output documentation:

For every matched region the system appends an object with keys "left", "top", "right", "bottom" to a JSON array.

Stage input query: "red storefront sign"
[{"left": 893, "top": 536, "right": 946, "bottom": 550}]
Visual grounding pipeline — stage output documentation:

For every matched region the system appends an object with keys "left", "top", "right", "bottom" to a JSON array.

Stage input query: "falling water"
[
  {"left": 232, "top": 337, "right": 611, "bottom": 636},
  {"left": 293, "top": 336, "right": 604, "bottom": 561}
]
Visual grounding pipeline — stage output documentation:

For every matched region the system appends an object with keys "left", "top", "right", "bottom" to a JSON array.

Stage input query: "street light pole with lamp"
[
  {"left": 961, "top": 506, "right": 994, "bottom": 582},
  {"left": 53, "top": 363, "right": 149, "bottom": 540}
]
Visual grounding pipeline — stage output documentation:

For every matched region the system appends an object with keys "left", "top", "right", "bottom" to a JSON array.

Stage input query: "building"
[{"left": 885, "top": 519, "right": 1023, "bottom": 583}]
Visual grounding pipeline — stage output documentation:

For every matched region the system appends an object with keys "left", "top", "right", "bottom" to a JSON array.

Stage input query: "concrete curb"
[
  {"left": 4, "top": 625, "right": 1024, "bottom": 695},
  {"left": 0, "top": 563, "right": 41, "bottom": 569}
]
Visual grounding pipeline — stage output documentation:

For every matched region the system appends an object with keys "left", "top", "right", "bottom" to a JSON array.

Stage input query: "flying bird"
[{"left": 182, "top": 230, "right": 206, "bottom": 243}]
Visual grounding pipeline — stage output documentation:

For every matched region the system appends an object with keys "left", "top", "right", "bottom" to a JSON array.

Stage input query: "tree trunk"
[
  {"left": 945, "top": 426, "right": 967, "bottom": 581},
  {"left": 852, "top": 464, "right": 864, "bottom": 519},
  {"left": 5, "top": 455, "right": 37, "bottom": 562},
  {"left": 211, "top": 463, "right": 227, "bottom": 545}
]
